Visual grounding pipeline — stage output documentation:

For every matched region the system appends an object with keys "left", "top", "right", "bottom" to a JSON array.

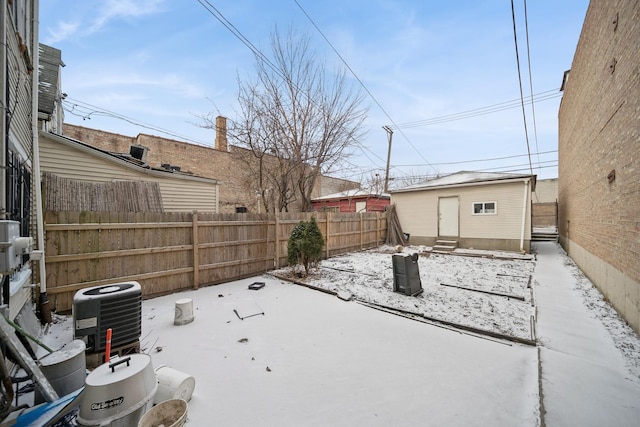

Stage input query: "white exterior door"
[{"left": 439, "top": 196, "right": 459, "bottom": 237}]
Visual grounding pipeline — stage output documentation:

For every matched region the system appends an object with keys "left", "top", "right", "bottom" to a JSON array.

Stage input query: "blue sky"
[{"left": 39, "top": 0, "right": 589, "bottom": 184}]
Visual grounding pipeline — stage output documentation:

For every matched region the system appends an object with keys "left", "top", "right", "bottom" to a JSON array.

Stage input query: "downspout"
[
  {"left": 31, "top": 0, "right": 51, "bottom": 323},
  {"left": 519, "top": 178, "right": 530, "bottom": 253}
]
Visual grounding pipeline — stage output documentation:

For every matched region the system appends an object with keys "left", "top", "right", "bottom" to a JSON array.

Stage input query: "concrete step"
[
  {"left": 433, "top": 239, "right": 458, "bottom": 253},
  {"left": 436, "top": 239, "right": 458, "bottom": 245},
  {"left": 532, "top": 234, "right": 558, "bottom": 241}
]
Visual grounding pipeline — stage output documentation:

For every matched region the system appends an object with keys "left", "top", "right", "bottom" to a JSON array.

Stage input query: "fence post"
[
  {"left": 326, "top": 212, "right": 331, "bottom": 259},
  {"left": 360, "top": 212, "right": 364, "bottom": 250},
  {"left": 192, "top": 211, "right": 199, "bottom": 290},
  {"left": 274, "top": 213, "right": 280, "bottom": 269}
]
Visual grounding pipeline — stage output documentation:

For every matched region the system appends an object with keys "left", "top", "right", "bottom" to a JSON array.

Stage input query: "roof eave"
[{"left": 391, "top": 176, "right": 535, "bottom": 193}]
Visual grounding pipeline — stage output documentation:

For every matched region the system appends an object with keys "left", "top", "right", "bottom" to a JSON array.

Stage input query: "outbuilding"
[
  {"left": 311, "top": 188, "right": 390, "bottom": 213},
  {"left": 390, "top": 171, "right": 536, "bottom": 253}
]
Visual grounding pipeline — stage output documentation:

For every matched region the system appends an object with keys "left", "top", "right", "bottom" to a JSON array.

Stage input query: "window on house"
[
  {"left": 472, "top": 202, "right": 497, "bottom": 215},
  {"left": 235, "top": 207, "right": 248, "bottom": 213}
]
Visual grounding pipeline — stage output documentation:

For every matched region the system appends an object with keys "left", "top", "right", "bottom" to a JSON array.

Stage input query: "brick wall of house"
[
  {"left": 62, "top": 123, "right": 358, "bottom": 213},
  {"left": 558, "top": 0, "right": 640, "bottom": 331}
]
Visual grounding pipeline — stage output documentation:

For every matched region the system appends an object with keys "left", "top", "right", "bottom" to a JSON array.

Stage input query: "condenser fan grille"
[
  {"left": 73, "top": 281, "right": 142, "bottom": 352},
  {"left": 97, "top": 294, "right": 142, "bottom": 349}
]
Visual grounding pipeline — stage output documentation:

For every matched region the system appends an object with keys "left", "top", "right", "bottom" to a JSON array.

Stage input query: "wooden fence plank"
[{"left": 44, "top": 210, "right": 387, "bottom": 312}]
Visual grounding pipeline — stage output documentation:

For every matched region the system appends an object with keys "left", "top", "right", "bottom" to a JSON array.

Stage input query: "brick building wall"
[
  {"left": 558, "top": 0, "right": 640, "bottom": 332},
  {"left": 62, "top": 122, "right": 357, "bottom": 214}
]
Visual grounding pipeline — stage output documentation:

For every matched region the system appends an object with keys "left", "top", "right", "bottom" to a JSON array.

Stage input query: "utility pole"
[{"left": 382, "top": 125, "right": 393, "bottom": 192}]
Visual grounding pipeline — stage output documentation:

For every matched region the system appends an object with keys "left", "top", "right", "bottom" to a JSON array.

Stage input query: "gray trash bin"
[{"left": 392, "top": 253, "right": 423, "bottom": 296}]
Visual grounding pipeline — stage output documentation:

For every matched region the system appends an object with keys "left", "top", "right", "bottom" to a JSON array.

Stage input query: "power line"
[
  {"left": 393, "top": 90, "right": 560, "bottom": 128},
  {"left": 62, "top": 98, "right": 212, "bottom": 146},
  {"left": 196, "top": 0, "right": 396, "bottom": 178},
  {"left": 523, "top": 0, "right": 541, "bottom": 171},
  {"left": 196, "top": 1, "right": 294, "bottom": 86},
  {"left": 510, "top": 0, "right": 534, "bottom": 176},
  {"left": 294, "top": 0, "right": 436, "bottom": 173},
  {"left": 394, "top": 149, "right": 557, "bottom": 167}
]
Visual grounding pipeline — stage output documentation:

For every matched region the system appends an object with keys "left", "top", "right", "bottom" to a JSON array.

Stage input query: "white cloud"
[
  {"left": 43, "top": 21, "right": 80, "bottom": 44},
  {"left": 91, "top": 0, "right": 165, "bottom": 32},
  {"left": 43, "top": 0, "right": 166, "bottom": 43}
]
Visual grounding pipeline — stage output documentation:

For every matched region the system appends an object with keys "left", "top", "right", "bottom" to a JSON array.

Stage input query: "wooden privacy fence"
[
  {"left": 532, "top": 202, "right": 558, "bottom": 228},
  {"left": 44, "top": 210, "right": 387, "bottom": 312}
]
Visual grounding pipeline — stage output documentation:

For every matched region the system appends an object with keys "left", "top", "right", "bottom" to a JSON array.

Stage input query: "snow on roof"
[
  {"left": 392, "top": 171, "right": 535, "bottom": 192},
  {"left": 313, "top": 188, "right": 390, "bottom": 201}
]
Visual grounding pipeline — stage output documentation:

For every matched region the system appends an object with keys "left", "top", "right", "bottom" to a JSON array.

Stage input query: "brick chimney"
[{"left": 215, "top": 116, "right": 228, "bottom": 152}]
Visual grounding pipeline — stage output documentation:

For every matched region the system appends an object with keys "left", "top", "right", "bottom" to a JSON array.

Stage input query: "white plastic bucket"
[
  {"left": 138, "top": 399, "right": 188, "bottom": 427},
  {"left": 153, "top": 365, "right": 196, "bottom": 405},
  {"left": 174, "top": 299, "right": 194, "bottom": 325}
]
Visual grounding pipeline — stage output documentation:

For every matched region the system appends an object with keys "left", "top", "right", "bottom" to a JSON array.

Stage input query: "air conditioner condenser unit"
[{"left": 73, "top": 281, "right": 142, "bottom": 353}]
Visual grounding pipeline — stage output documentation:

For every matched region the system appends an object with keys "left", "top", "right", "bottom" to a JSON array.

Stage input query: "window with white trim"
[{"left": 472, "top": 201, "right": 497, "bottom": 215}]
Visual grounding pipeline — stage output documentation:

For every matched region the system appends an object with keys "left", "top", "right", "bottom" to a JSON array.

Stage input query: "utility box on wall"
[
  {"left": 0, "top": 220, "right": 33, "bottom": 274},
  {"left": 392, "top": 253, "right": 423, "bottom": 297}
]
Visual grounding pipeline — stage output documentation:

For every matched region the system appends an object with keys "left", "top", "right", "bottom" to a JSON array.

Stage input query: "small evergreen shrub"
[{"left": 287, "top": 217, "right": 325, "bottom": 276}]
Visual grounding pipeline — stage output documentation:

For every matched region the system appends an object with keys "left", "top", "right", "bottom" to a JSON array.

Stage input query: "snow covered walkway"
[{"left": 533, "top": 242, "right": 640, "bottom": 427}]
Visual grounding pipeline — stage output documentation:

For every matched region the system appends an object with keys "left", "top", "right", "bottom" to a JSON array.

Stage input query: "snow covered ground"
[
  {"left": 38, "top": 242, "right": 640, "bottom": 426},
  {"left": 273, "top": 245, "right": 536, "bottom": 342}
]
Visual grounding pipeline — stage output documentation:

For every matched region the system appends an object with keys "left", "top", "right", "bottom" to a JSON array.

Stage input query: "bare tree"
[
  {"left": 229, "top": 27, "right": 368, "bottom": 212},
  {"left": 362, "top": 171, "right": 386, "bottom": 194},
  {"left": 387, "top": 168, "right": 441, "bottom": 190}
]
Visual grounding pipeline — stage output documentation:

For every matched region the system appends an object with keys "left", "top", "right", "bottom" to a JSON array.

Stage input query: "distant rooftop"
[
  {"left": 391, "top": 171, "right": 535, "bottom": 193},
  {"left": 312, "top": 188, "right": 390, "bottom": 201}
]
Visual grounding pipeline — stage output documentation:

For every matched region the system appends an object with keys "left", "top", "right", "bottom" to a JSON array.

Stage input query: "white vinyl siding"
[
  {"left": 39, "top": 135, "right": 219, "bottom": 213},
  {"left": 461, "top": 183, "right": 528, "bottom": 239},
  {"left": 392, "top": 180, "right": 531, "bottom": 241},
  {"left": 391, "top": 191, "right": 439, "bottom": 236}
]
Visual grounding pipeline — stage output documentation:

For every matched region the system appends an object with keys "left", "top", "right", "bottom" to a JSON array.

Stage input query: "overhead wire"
[
  {"left": 60, "top": 89, "right": 558, "bottom": 177},
  {"left": 394, "top": 149, "right": 557, "bottom": 167},
  {"left": 196, "top": 0, "right": 284, "bottom": 80},
  {"left": 62, "top": 98, "right": 211, "bottom": 146},
  {"left": 59, "top": 2, "right": 559, "bottom": 185},
  {"left": 293, "top": 0, "right": 437, "bottom": 173},
  {"left": 510, "top": 0, "right": 534, "bottom": 176},
  {"left": 523, "top": 0, "right": 541, "bottom": 171},
  {"left": 65, "top": 0, "right": 559, "bottom": 181},
  {"left": 196, "top": 0, "right": 402, "bottom": 177},
  {"left": 394, "top": 90, "right": 560, "bottom": 128}
]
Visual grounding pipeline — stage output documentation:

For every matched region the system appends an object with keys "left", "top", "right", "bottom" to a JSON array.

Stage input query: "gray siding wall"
[{"left": 6, "top": 8, "right": 33, "bottom": 158}]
